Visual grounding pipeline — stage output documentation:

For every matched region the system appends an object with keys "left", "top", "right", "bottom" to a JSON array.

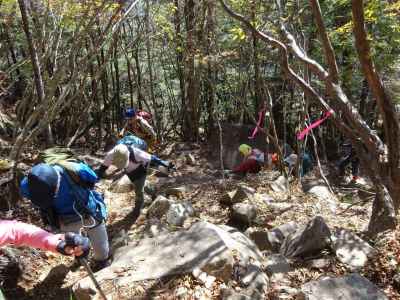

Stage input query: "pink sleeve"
[{"left": 0, "top": 220, "right": 62, "bottom": 253}]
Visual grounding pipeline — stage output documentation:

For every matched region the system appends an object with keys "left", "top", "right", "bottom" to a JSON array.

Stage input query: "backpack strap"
[{"left": 128, "top": 146, "right": 137, "bottom": 163}]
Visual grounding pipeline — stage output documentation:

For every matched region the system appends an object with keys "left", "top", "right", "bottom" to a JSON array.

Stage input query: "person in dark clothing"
[{"left": 337, "top": 139, "right": 360, "bottom": 181}]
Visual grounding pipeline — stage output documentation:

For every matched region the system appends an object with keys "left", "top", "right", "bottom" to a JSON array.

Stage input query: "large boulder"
[
  {"left": 110, "top": 175, "right": 134, "bottom": 193},
  {"left": 331, "top": 228, "right": 376, "bottom": 270},
  {"left": 280, "top": 216, "right": 331, "bottom": 259},
  {"left": 146, "top": 195, "right": 171, "bottom": 218},
  {"left": 73, "top": 222, "right": 265, "bottom": 300},
  {"left": 299, "top": 274, "right": 388, "bottom": 300}
]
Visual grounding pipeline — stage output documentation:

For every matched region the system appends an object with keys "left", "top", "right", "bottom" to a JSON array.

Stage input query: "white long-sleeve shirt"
[{"left": 103, "top": 145, "right": 152, "bottom": 173}]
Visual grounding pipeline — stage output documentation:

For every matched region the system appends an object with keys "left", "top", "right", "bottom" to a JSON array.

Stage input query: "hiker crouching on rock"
[
  {"left": 232, "top": 144, "right": 265, "bottom": 176},
  {"left": 20, "top": 163, "right": 110, "bottom": 271},
  {"left": 95, "top": 144, "right": 174, "bottom": 216}
]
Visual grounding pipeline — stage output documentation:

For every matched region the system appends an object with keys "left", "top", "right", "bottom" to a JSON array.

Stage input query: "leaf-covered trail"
[{"left": 2, "top": 142, "right": 399, "bottom": 299}]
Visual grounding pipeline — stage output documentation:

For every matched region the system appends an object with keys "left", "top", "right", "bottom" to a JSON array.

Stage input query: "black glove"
[
  {"left": 94, "top": 165, "right": 108, "bottom": 179},
  {"left": 167, "top": 162, "right": 176, "bottom": 171},
  {"left": 56, "top": 232, "right": 90, "bottom": 258}
]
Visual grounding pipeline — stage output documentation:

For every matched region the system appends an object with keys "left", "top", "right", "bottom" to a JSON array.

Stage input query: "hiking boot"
[{"left": 90, "top": 259, "right": 110, "bottom": 272}]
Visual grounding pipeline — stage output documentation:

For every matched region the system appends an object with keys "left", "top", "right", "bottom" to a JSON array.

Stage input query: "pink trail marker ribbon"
[
  {"left": 249, "top": 108, "right": 266, "bottom": 139},
  {"left": 297, "top": 110, "right": 333, "bottom": 140}
]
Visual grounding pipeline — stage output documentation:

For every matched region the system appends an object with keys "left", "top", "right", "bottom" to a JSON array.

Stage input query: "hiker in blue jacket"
[
  {"left": 20, "top": 163, "right": 110, "bottom": 271},
  {"left": 95, "top": 144, "right": 174, "bottom": 215}
]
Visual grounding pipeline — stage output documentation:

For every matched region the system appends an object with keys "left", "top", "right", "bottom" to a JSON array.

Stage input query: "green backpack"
[{"left": 38, "top": 147, "right": 85, "bottom": 185}]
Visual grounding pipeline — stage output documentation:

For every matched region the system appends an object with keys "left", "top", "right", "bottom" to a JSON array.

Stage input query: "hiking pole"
[{"left": 78, "top": 257, "right": 108, "bottom": 300}]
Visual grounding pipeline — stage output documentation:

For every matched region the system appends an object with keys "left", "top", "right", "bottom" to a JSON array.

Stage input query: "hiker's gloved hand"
[
  {"left": 57, "top": 232, "right": 90, "bottom": 258},
  {"left": 150, "top": 155, "right": 169, "bottom": 169},
  {"left": 167, "top": 162, "right": 176, "bottom": 172},
  {"left": 94, "top": 165, "right": 108, "bottom": 179}
]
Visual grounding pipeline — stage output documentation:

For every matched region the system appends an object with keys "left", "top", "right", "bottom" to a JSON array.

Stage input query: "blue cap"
[{"left": 124, "top": 108, "right": 136, "bottom": 119}]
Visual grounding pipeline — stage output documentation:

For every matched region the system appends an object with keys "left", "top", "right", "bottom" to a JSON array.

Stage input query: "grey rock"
[
  {"left": 265, "top": 254, "right": 293, "bottom": 282},
  {"left": 220, "top": 187, "right": 254, "bottom": 206},
  {"left": 231, "top": 203, "right": 257, "bottom": 225},
  {"left": 219, "top": 191, "right": 236, "bottom": 205},
  {"left": 268, "top": 222, "right": 299, "bottom": 252},
  {"left": 144, "top": 218, "right": 168, "bottom": 238},
  {"left": 267, "top": 202, "right": 294, "bottom": 214},
  {"left": 304, "top": 258, "right": 331, "bottom": 269},
  {"left": 221, "top": 288, "right": 263, "bottom": 300},
  {"left": 270, "top": 176, "right": 288, "bottom": 193},
  {"left": 247, "top": 222, "right": 299, "bottom": 253},
  {"left": 259, "top": 193, "right": 275, "bottom": 205},
  {"left": 232, "top": 186, "right": 255, "bottom": 204},
  {"left": 238, "top": 185, "right": 256, "bottom": 194},
  {"left": 110, "top": 229, "right": 130, "bottom": 252},
  {"left": 300, "top": 274, "right": 388, "bottom": 300},
  {"left": 110, "top": 175, "right": 134, "bottom": 193},
  {"left": 241, "top": 264, "right": 269, "bottom": 293},
  {"left": 73, "top": 221, "right": 264, "bottom": 300},
  {"left": 247, "top": 230, "right": 271, "bottom": 251},
  {"left": 307, "top": 185, "right": 337, "bottom": 213},
  {"left": 332, "top": 228, "right": 376, "bottom": 270},
  {"left": 146, "top": 195, "right": 171, "bottom": 218},
  {"left": 280, "top": 216, "right": 331, "bottom": 259},
  {"left": 166, "top": 202, "right": 195, "bottom": 226},
  {"left": 165, "top": 186, "right": 186, "bottom": 198},
  {"left": 220, "top": 289, "right": 253, "bottom": 300}
]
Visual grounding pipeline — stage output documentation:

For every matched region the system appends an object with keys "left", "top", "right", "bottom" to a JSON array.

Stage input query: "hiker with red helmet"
[{"left": 120, "top": 108, "right": 157, "bottom": 150}]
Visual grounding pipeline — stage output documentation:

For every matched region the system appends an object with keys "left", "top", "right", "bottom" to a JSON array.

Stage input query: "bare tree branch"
[
  {"left": 309, "top": 0, "right": 339, "bottom": 83},
  {"left": 352, "top": 0, "right": 400, "bottom": 173}
]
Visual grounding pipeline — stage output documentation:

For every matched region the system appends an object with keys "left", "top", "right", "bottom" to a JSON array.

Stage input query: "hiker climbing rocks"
[
  {"left": 0, "top": 220, "right": 90, "bottom": 257},
  {"left": 95, "top": 144, "right": 174, "bottom": 215},
  {"left": 20, "top": 161, "right": 110, "bottom": 271},
  {"left": 337, "top": 139, "right": 360, "bottom": 182},
  {"left": 120, "top": 108, "right": 157, "bottom": 150},
  {"left": 232, "top": 144, "right": 265, "bottom": 175}
]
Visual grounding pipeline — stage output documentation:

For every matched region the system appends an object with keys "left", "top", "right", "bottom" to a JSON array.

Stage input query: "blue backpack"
[
  {"left": 38, "top": 147, "right": 107, "bottom": 222},
  {"left": 60, "top": 163, "right": 107, "bottom": 222},
  {"left": 117, "top": 134, "right": 148, "bottom": 151}
]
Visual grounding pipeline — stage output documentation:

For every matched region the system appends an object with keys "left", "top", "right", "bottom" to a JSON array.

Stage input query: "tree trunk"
[
  {"left": 183, "top": 0, "right": 200, "bottom": 141},
  {"left": 173, "top": 0, "right": 186, "bottom": 126}
]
